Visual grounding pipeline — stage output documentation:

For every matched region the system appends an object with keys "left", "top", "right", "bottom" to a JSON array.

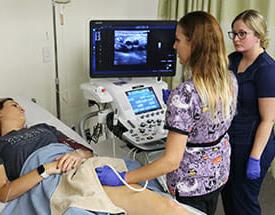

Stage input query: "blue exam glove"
[
  {"left": 162, "top": 89, "right": 171, "bottom": 105},
  {"left": 246, "top": 157, "right": 261, "bottom": 180},
  {"left": 95, "top": 165, "right": 126, "bottom": 186}
]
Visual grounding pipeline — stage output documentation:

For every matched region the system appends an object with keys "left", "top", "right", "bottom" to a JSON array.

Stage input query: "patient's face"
[{"left": 0, "top": 100, "right": 26, "bottom": 124}]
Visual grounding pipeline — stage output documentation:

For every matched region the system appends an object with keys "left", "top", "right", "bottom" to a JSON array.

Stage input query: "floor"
[{"left": 215, "top": 172, "right": 275, "bottom": 215}]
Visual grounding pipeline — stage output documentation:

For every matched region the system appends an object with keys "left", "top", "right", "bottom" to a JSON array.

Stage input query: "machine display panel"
[
  {"left": 126, "top": 87, "right": 161, "bottom": 115},
  {"left": 90, "top": 20, "right": 177, "bottom": 78}
]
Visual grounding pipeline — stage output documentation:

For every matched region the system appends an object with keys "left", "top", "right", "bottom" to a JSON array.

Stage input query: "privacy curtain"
[{"left": 158, "top": 0, "right": 275, "bottom": 88}]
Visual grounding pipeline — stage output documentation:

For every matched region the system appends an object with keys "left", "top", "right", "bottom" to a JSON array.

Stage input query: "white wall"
[
  {"left": 57, "top": 0, "right": 159, "bottom": 127},
  {"left": 0, "top": 0, "right": 159, "bottom": 127},
  {"left": 0, "top": 0, "right": 56, "bottom": 113}
]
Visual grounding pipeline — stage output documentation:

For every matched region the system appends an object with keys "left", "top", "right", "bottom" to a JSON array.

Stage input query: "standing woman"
[
  {"left": 222, "top": 9, "right": 275, "bottom": 215},
  {"left": 96, "top": 11, "right": 238, "bottom": 215}
]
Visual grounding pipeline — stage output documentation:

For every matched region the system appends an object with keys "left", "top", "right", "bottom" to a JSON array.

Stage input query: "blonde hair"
[
  {"left": 232, "top": 9, "right": 269, "bottom": 49},
  {"left": 178, "top": 11, "right": 236, "bottom": 120}
]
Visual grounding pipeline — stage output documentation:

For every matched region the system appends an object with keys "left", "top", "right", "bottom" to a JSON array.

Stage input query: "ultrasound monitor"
[
  {"left": 125, "top": 87, "right": 161, "bottom": 115},
  {"left": 90, "top": 20, "right": 177, "bottom": 78}
]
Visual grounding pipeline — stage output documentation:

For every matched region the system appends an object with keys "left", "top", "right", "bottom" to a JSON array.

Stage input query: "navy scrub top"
[
  {"left": 229, "top": 52, "right": 275, "bottom": 149},
  {"left": 228, "top": 51, "right": 275, "bottom": 145}
]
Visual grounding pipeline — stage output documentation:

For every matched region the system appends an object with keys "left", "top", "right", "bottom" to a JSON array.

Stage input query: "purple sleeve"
[
  {"left": 164, "top": 83, "right": 194, "bottom": 135},
  {"left": 256, "top": 64, "right": 275, "bottom": 97}
]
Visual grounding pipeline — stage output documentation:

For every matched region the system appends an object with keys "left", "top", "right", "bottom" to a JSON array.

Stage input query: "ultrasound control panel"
[
  {"left": 81, "top": 78, "right": 168, "bottom": 151},
  {"left": 122, "top": 109, "right": 168, "bottom": 150},
  {"left": 121, "top": 86, "right": 167, "bottom": 150}
]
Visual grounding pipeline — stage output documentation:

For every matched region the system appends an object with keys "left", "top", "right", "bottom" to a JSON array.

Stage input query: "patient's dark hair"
[
  {"left": 0, "top": 98, "right": 14, "bottom": 136},
  {"left": 0, "top": 98, "right": 14, "bottom": 110}
]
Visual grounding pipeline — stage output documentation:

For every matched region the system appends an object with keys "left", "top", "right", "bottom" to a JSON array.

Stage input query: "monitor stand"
[{"left": 112, "top": 77, "right": 132, "bottom": 86}]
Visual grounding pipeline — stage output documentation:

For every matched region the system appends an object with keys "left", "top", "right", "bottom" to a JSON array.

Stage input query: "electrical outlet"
[{"left": 42, "top": 47, "right": 51, "bottom": 63}]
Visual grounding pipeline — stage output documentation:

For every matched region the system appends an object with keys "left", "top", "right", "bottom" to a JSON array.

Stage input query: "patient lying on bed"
[{"left": 0, "top": 98, "right": 200, "bottom": 215}]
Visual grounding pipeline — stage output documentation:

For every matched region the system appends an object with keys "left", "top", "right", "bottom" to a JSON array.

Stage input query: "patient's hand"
[
  {"left": 44, "top": 161, "right": 62, "bottom": 175},
  {"left": 55, "top": 151, "right": 86, "bottom": 173}
]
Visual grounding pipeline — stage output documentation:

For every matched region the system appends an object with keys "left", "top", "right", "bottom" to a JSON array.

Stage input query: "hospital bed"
[{"left": 0, "top": 97, "right": 205, "bottom": 215}]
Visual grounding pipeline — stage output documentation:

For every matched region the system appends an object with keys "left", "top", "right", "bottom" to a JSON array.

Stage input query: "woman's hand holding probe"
[
  {"left": 95, "top": 165, "right": 126, "bottom": 186},
  {"left": 55, "top": 150, "right": 86, "bottom": 173}
]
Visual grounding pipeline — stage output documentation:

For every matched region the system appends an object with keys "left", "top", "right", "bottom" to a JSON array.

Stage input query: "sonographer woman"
[
  {"left": 96, "top": 11, "right": 238, "bottom": 215},
  {"left": 221, "top": 9, "right": 275, "bottom": 215}
]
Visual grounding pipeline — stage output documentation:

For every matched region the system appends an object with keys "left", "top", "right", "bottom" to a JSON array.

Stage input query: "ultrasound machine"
[{"left": 80, "top": 20, "right": 177, "bottom": 151}]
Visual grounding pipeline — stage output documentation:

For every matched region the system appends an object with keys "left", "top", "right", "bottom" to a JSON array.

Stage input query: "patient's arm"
[
  {"left": 0, "top": 162, "right": 60, "bottom": 202},
  {"left": 103, "top": 185, "right": 195, "bottom": 215},
  {"left": 55, "top": 149, "right": 93, "bottom": 172}
]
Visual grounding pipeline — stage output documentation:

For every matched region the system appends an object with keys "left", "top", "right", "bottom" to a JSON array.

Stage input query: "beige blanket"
[{"left": 50, "top": 157, "right": 127, "bottom": 215}]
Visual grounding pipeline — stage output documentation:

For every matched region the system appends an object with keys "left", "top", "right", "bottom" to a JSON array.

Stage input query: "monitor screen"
[
  {"left": 125, "top": 87, "right": 161, "bottom": 115},
  {"left": 90, "top": 20, "right": 177, "bottom": 78}
]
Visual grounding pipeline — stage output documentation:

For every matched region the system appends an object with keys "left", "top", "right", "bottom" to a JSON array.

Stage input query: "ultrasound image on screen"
[
  {"left": 89, "top": 20, "right": 177, "bottom": 78},
  {"left": 114, "top": 30, "right": 148, "bottom": 65}
]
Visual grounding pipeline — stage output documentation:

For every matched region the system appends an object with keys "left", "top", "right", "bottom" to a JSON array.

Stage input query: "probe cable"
[{"left": 105, "top": 164, "right": 148, "bottom": 192}]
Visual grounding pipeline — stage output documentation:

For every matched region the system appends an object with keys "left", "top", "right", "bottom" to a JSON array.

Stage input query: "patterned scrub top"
[{"left": 165, "top": 78, "right": 237, "bottom": 197}]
